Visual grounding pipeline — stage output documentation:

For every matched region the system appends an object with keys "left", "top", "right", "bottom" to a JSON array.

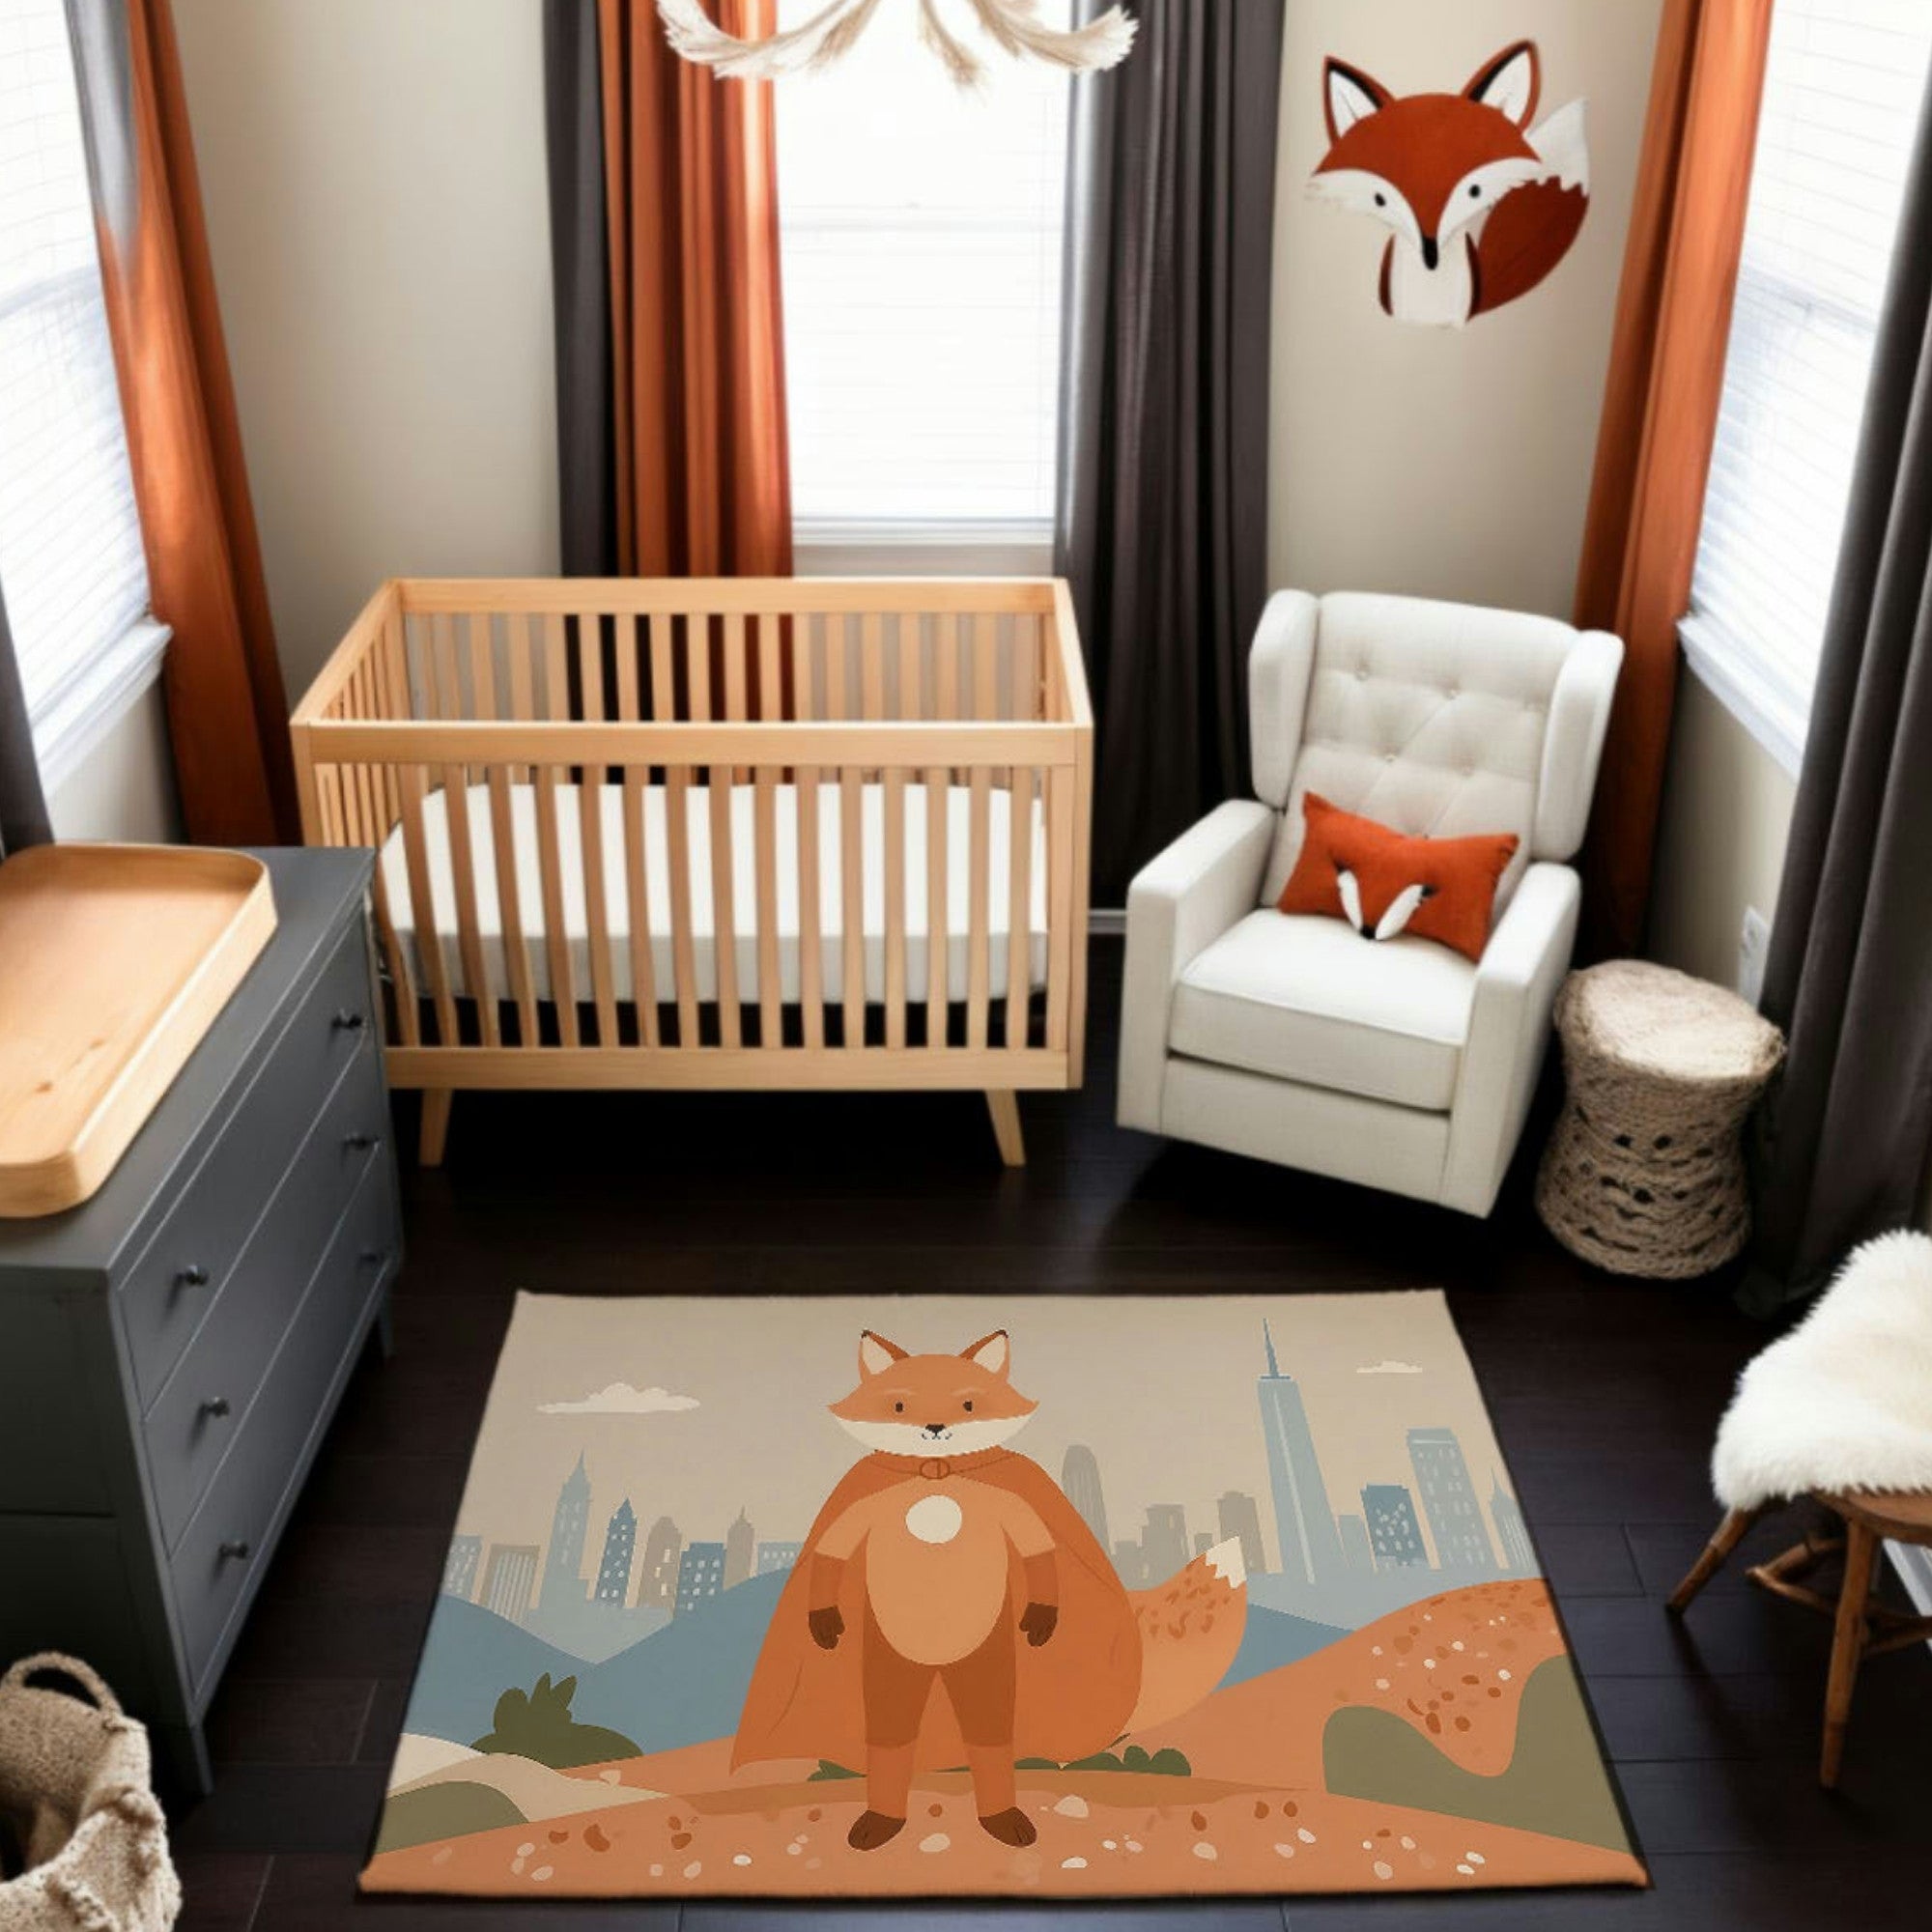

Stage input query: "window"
[
  {"left": 1682, "top": 0, "right": 1932, "bottom": 773},
  {"left": 774, "top": 1, "right": 1072, "bottom": 572},
  {"left": 0, "top": 0, "right": 159, "bottom": 790}
]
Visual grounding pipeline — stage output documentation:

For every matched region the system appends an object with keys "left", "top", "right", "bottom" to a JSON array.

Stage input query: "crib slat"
[
  {"left": 884, "top": 767, "right": 907, "bottom": 1050},
  {"left": 370, "top": 858, "right": 419, "bottom": 1047},
  {"left": 577, "top": 611, "right": 606, "bottom": 722},
  {"left": 581, "top": 770, "right": 619, "bottom": 1045},
  {"left": 827, "top": 615, "right": 849, "bottom": 720},
  {"left": 791, "top": 616, "right": 817, "bottom": 723},
  {"left": 665, "top": 768, "right": 700, "bottom": 1046},
  {"left": 614, "top": 613, "right": 639, "bottom": 721},
  {"left": 543, "top": 613, "right": 570, "bottom": 723},
  {"left": 757, "top": 613, "right": 782, "bottom": 722},
  {"left": 897, "top": 613, "right": 922, "bottom": 721},
  {"left": 621, "top": 764, "right": 657, "bottom": 1046},
  {"left": 861, "top": 612, "right": 885, "bottom": 722},
  {"left": 399, "top": 764, "right": 460, "bottom": 1049},
  {"left": 1014, "top": 612, "right": 1041, "bottom": 722},
  {"left": 724, "top": 613, "right": 748, "bottom": 723},
  {"left": 1007, "top": 765, "right": 1035, "bottom": 1052},
  {"left": 926, "top": 765, "right": 949, "bottom": 1045},
  {"left": 432, "top": 613, "right": 462, "bottom": 719},
  {"left": 936, "top": 613, "right": 958, "bottom": 721},
  {"left": 1045, "top": 765, "right": 1075, "bottom": 1053},
  {"left": 710, "top": 769, "right": 742, "bottom": 1049},
  {"left": 648, "top": 614, "right": 674, "bottom": 726},
  {"left": 488, "top": 761, "right": 540, "bottom": 1047},
  {"left": 688, "top": 613, "right": 713, "bottom": 722},
  {"left": 966, "top": 617, "right": 997, "bottom": 1049},
  {"left": 797, "top": 766, "right": 825, "bottom": 1049},
  {"left": 533, "top": 760, "right": 580, "bottom": 1046},
  {"left": 755, "top": 765, "right": 781, "bottom": 1048},
  {"left": 840, "top": 768, "right": 864, "bottom": 1048},
  {"left": 442, "top": 755, "right": 495, "bottom": 1045},
  {"left": 967, "top": 773, "right": 991, "bottom": 1051},
  {"left": 507, "top": 613, "right": 535, "bottom": 725},
  {"left": 469, "top": 612, "right": 498, "bottom": 721}
]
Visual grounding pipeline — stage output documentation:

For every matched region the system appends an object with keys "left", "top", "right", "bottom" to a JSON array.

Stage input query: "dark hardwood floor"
[{"left": 171, "top": 942, "right": 1932, "bottom": 1930}]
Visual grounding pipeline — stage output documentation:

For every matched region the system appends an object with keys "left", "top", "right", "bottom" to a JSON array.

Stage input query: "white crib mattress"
[{"left": 377, "top": 779, "right": 1050, "bottom": 1008}]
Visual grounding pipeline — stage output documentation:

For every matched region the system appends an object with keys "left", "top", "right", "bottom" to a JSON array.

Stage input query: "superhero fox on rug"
[{"left": 733, "top": 1328, "right": 1245, "bottom": 1851}]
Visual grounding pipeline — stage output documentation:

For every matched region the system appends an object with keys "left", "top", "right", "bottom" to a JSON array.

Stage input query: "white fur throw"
[{"left": 1713, "top": 1230, "right": 1932, "bottom": 1509}]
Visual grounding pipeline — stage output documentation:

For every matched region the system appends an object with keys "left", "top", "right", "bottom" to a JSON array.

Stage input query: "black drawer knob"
[
  {"left": 175, "top": 1264, "right": 210, "bottom": 1291},
  {"left": 344, "top": 1131, "right": 383, "bottom": 1155},
  {"left": 332, "top": 1009, "right": 365, "bottom": 1033},
  {"left": 199, "top": 1396, "right": 232, "bottom": 1420},
  {"left": 217, "top": 1539, "right": 251, "bottom": 1563}
]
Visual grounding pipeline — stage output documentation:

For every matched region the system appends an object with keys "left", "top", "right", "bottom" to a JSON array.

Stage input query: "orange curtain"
[
  {"left": 598, "top": 0, "right": 793, "bottom": 577},
  {"left": 1573, "top": 0, "right": 1775, "bottom": 958},
  {"left": 77, "top": 0, "right": 295, "bottom": 845}
]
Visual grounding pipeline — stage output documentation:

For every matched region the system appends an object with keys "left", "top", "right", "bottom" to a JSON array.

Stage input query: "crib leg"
[
  {"left": 419, "top": 1090, "right": 454, "bottom": 1167},
  {"left": 985, "top": 1092, "right": 1025, "bottom": 1168}
]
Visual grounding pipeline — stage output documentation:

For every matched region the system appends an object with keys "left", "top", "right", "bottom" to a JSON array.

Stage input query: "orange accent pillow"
[{"left": 1276, "top": 793, "right": 1520, "bottom": 962}]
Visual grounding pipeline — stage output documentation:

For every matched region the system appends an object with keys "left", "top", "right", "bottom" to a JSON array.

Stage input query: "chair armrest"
[
  {"left": 1117, "top": 801, "right": 1276, "bottom": 1133},
  {"left": 1439, "top": 863, "right": 1580, "bottom": 1215}
]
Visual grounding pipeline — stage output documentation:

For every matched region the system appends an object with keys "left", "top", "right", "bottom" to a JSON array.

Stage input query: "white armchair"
[{"left": 1119, "top": 590, "right": 1623, "bottom": 1216}]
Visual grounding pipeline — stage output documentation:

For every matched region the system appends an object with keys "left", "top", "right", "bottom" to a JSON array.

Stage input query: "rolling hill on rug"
[{"left": 363, "top": 1293, "right": 1645, "bottom": 1900}]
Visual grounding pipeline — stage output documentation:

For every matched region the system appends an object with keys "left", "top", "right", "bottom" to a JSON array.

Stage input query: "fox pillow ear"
[
  {"left": 959, "top": 1330, "right": 1010, "bottom": 1378},
  {"left": 1323, "top": 57, "right": 1391, "bottom": 144},
  {"left": 858, "top": 1330, "right": 908, "bottom": 1378},
  {"left": 1464, "top": 40, "right": 1540, "bottom": 128}
]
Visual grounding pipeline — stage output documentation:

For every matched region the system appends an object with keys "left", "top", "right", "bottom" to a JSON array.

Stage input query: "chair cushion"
[
  {"left": 1276, "top": 793, "right": 1520, "bottom": 962},
  {"left": 1169, "top": 911, "right": 1477, "bottom": 1112}
]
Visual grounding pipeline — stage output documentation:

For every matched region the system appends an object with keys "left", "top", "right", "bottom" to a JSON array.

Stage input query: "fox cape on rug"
[{"left": 732, "top": 1448, "right": 1141, "bottom": 1772}]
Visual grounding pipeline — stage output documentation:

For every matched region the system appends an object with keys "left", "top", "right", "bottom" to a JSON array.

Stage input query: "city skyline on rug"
[{"left": 364, "top": 1292, "right": 1645, "bottom": 1899}]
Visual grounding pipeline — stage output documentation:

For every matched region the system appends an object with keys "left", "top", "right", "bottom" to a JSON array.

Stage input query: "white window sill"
[
  {"left": 794, "top": 520, "right": 1055, "bottom": 580},
  {"left": 29, "top": 617, "right": 173, "bottom": 797},
  {"left": 1677, "top": 611, "right": 1809, "bottom": 781}
]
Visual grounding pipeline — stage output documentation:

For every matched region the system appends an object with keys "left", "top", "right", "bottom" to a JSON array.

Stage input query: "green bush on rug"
[{"left": 470, "top": 1672, "right": 641, "bottom": 1769}]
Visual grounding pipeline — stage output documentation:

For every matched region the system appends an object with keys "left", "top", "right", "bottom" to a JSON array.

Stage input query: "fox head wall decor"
[{"left": 1308, "top": 40, "right": 1591, "bottom": 329}]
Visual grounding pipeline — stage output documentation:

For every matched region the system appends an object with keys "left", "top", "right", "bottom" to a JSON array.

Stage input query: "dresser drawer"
[
  {"left": 144, "top": 1043, "right": 389, "bottom": 1550},
  {"left": 171, "top": 1163, "right": 397, "bottom": 1698},
  {"left": 122, "top": 918, "right": 376, "bottom": 1406}
]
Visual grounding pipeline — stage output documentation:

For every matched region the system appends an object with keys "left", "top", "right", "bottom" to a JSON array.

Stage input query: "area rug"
[{"left": 362, "top": 1292, "right": 1646, "bottom": 1900}]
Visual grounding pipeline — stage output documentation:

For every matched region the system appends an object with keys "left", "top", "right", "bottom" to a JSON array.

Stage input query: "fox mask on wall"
[{"left": 1308, "top": 40, "right": 1591, "bottom": 329}]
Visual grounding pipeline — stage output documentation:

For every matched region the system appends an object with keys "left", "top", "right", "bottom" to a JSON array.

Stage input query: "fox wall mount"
[{"left": 656, "top": 0, "right": 1137, "bottom": 88}]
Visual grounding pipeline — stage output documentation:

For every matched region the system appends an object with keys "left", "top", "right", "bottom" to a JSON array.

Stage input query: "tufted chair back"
[{"left": 1251, "top": 590, "right": 1624, "bottom": 913}]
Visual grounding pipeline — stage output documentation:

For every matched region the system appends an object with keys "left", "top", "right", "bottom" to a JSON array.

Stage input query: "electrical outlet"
[{"left": 1738, "top": 906, "right": 1771, "bottom": 1007}]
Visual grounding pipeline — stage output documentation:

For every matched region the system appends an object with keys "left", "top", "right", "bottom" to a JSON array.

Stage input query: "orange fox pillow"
[{"left": 1276, "top": 793, "right": 1519, "bottom": 961}]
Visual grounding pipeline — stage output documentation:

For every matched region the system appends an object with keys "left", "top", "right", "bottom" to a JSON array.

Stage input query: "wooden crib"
[{"left": 289, "top": 579, "right": 1093, "bottom": 1166}]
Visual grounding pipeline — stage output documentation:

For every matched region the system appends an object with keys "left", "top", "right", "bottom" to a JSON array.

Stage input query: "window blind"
[
  {"left": 774, "top": 1, "right": 1071, "bottom": 535},
  {"left": 0, "top": 0, "right": 151, "bottom": 736},
  {"left": 1685, "top": 0, "right": 1932, "bottom": 760}
]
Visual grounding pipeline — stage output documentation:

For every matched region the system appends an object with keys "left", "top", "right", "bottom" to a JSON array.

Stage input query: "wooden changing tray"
[{"left": 0, "top": 844, "right": 277, "bottom": 1217}]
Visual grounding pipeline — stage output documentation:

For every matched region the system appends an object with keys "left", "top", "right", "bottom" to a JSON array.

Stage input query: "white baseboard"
[{"left": 1090, "top": 907, "right": 1125, "bottom": 936}]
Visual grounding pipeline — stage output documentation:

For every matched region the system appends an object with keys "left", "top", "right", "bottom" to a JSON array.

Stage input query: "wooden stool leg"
[
  {"left": 1821, "top": 1519, "right": 1879, "bottom": 1789},
  {"left": 419, "top": 1090, "right": 454, "bottom": 1167},
  {"left": 985, "top": 1092, "right": 1025, "bottom": 1167},
  {"left": 1668, "top": 1504, "right": 1766, "bottom": 1612}
]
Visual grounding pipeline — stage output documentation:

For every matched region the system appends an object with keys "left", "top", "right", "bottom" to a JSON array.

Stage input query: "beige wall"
[
  {"left": 45, "top": 688, "right": 182, "bottom": 844},
  {"left": 1269, "top": 0, "right": 1662, "bottom": 617},
  {"left": 172, "top": 0, "right": 560, "bottom": 701},
  {"left": 1647, "top": 671, "right": 1797, "bottom": 988}
]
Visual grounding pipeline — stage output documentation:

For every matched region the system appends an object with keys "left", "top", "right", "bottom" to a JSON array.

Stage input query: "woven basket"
[
  {"left": 0, "top": 1657, "right": 180, "bottom": 1932},
  {"left": 1535, "top": 961, "right": 1784, "bottom": 1280}
]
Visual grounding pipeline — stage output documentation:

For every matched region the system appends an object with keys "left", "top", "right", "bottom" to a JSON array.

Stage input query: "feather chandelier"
[{"left": 656, "top": 0, "right": 1137, "bottom": 88}]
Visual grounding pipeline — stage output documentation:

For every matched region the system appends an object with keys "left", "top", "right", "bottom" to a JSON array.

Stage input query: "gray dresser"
[{"left": 0, "top": 848, "right": 401, "bottom": 1795}]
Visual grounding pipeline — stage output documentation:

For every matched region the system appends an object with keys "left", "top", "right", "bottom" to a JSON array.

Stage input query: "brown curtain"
[
  {"left": 68, "top": 0, "right": 295, "bottom": 845},
  {"left": 588, "top": 0, "right": 791, "bottom": 578},
  {"left": 1572, "top": 0, "right": 1775, "bottom": 957}
]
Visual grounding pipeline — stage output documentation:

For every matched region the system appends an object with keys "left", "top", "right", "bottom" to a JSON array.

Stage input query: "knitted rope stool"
[{"left": 1535, "top": 960, "right": 1784, "bottom": 1278}]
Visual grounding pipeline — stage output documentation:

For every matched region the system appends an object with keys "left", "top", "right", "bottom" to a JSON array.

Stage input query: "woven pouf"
[{"left": 1535, "top": 961, "right": 1785, "bottom": 1279}]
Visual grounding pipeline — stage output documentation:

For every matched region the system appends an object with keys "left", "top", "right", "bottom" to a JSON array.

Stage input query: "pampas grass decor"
[{"left": 656, "top": 0, "right": 1137, "bottom": 87}]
